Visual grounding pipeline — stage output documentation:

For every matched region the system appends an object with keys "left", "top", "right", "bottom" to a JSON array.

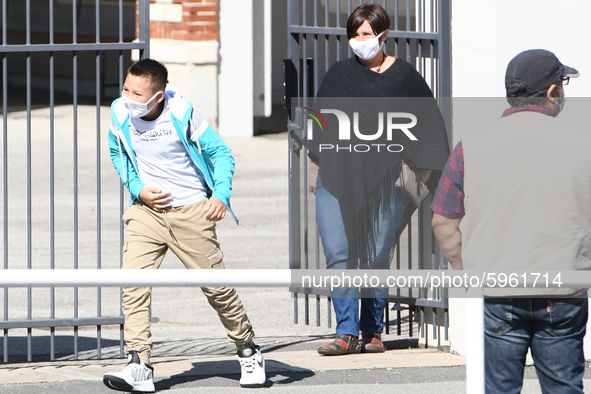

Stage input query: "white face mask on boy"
[
  {"left": 349, "top": 32, "right": 384, "bottom": 60},
  {"left": 121, "top": 92, "right": 160, "bottom": 118}
]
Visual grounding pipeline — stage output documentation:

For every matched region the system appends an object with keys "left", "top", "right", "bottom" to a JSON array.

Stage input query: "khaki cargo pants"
[{"left": 121, "top": 198, "right": 254, "bottom": 364}]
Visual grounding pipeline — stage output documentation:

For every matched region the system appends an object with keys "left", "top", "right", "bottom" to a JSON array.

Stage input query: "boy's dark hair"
[
  {"left": 506, "top": 78, "right": 560, "bottom": 107},
  {"left": 127, "top": 59, "right": 168, "bottom": 92},
  {"left": 346, "top": 4, "right": 391, "bottom": 40}
]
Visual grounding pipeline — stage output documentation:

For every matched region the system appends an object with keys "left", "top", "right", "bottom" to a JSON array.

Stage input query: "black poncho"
[{"left": 306, "top": 56, "right": 450, "bottom": 268}]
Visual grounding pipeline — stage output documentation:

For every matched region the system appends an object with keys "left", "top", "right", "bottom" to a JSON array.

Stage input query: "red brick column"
[{"left": 141, "top": 0, "right": 219, "bottom": 41}]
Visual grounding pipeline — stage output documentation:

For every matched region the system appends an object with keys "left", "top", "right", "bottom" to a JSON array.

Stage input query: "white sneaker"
[
  {"left": 103, "top": 351, "right": 155, "bottom": 393},
  {"left": 237, "top": 344, "right": 266, "bottom": 387}
]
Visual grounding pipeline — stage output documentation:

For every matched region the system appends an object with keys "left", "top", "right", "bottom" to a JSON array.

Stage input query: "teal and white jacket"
[{"left": 108, "top": 87, "right": 238, "bottom": 224}]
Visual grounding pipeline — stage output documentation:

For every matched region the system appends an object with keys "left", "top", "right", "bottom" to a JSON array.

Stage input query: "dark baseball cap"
[{"left": 505, "top": 49, "right": 579, "bottom": 96}]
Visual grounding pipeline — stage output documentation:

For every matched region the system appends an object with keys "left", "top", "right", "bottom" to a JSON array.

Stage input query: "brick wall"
[{"left": 146, "top": 0, "right": 219, "bottom": 41}]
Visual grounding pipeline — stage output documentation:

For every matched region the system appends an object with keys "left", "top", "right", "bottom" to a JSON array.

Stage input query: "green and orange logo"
[{"left": 303, "top": 107, "right": 329, "bottom": 134}]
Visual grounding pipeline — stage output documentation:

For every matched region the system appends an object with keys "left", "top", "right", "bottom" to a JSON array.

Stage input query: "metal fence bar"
[
  {"left": 438, "top": 0, "right": 451, "bottom": 102},
  {"left": 0, "top": 43, "right": 147, "bottom": 53},
  {"left": 336, "top": 0, "right": 341, "bottom": 57},
  {"left": 72, "top": 0, "right": 80, "bottom": 361},
  {"left": 301, "top": 0, "right": 310, "bottom": 327},
  {"left": 118, "top": 0, "right": 126, "bottom": 358},
  {"left": 347, "top": 0, "right": 351, "bottom": 18},
  {"left": 324, "top": 2, "right": 329, "bottom": 72},
  {"left": 49, "top": 0, "right": 57, "bottom": 362},
  {"left": 315, "top": 0, "right": 324, "bottom": 327},
  {"left": 25, "top": 0, "right": 33, "bottom": 362},
  {"left": 418, "top": 0, "right": 422, "bottom": 34},
  {"left": 95, "top": 0, "right": 102, "bottom": 361},
  {"left": 302, "top": 0, "right": 306, "bottom": 27},
  {"left": 2, "top": 0, "right": 7, "bottom": 366},
  {"left": 429, "top": 40, "right": 435, "bottom": 90},
  {"left": 289, "top": 25, "right": 438, "bottom": 39},
  {"left": 430, "top": 0, "right": 434, "bottom": 32},
  {"left": 139, "top": 0, "right": 150, "bottom": 59},
  {"left": 287, "top": 0, "right": 302, "bottom": 330},
  {"left": 406, "top": 0, "right": 410, "bottom": 31},
  {"left": 394, "top": 0, "right": 399, "bottom": 30},
  {"left": 1, "top": 317, "right": 128, "bottom": 330},
  {"left": 395, "top": 238, "right": 401, "bottom": 335},
  {"left": 407, "top": 215, "right": 413, "bottom": 298}
]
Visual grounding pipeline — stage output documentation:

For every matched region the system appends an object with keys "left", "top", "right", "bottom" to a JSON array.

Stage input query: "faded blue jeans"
[
  {"left": 315, "top": 175, "right": 409, "bottom": 337},
  {"left": 484, "top": 297, "right": 588, "bottom": 394}
]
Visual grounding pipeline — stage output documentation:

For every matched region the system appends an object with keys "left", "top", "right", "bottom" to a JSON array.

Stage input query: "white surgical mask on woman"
[
  {"left": 349, "top": 32, "right": 384, "bottom": 60},
  {"left": 121, "top": 92, "right": 160, "bottom": 118}
]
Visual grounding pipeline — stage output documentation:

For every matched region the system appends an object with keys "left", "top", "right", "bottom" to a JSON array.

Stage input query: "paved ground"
[
  {"left": 3, "top": 344, "right": 591, "bottom": 393},
  {"left": 0, "top": 345, "right": 466, "bottom": 391}
]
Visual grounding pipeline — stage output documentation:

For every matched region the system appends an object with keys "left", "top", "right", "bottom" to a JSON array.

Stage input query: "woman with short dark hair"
[{"left": 308, "top": 4, "right": 449, "bottom": 356}]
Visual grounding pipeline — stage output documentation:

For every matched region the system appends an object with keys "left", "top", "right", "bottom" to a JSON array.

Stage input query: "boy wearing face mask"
[{"left": 103, "top": 59, "right": 265, "bottom": 392}]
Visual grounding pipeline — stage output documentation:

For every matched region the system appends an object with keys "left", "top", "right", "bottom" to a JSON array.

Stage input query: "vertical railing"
[
  {"left": 72, "top": 0, "right": 80, "bottom": 360},
  {"left": 95, "top": 0, "right": 102, "bottom": 360},
  {"left": 25, "top": 0, "right": 33, "bottom": 363},
  {"left": 48, "top": 0, "right": 56, "bottom": 362},
  {"left": 118, "top": 0, "right": 127, "bottom": 359},
  {"left": 2, "top": 0, "right": 8, "bottom": 366},
  {"left": 287, "top": 0, "right": 302, "bottom": 330}
]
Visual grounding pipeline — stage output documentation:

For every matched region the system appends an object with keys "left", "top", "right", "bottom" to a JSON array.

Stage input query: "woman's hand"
[
  {"left": 417, "top": 169, "right": 432, "bottom": 182},
  {"left": 309, "top": 162, "right": 319, "bottom": 194},
  {"left": 139, "top": 186, "right": 173, "bottom": 212}
]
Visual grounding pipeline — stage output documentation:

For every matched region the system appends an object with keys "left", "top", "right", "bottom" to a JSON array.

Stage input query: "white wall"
[
  {"left": 449, "top": 0, "right": 591, "bottom": 358},
  {"left": 150, "top": 39, "right": 219, "bottom": 130},
  {"left": 218, "top": 0, "right": 254, "bottom": 137},
  {"left": 452, "top": 0, "right": 590, "bottom": 99}
]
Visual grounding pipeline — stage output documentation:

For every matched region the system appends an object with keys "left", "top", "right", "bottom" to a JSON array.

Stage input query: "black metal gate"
[
  {"left": 286, "top": 0, "right": 452, "bottom": 345},
  {"left": 1, "top": 0, "right": 150, "bottom": 363}
]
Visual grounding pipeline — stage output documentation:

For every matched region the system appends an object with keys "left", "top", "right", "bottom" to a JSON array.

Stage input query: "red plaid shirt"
[{"left": 431, "top": 106, "right": 554, "bottom": 219}]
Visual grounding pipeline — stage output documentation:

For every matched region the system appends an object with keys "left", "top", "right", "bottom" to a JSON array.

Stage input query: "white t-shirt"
[{"left": 129, "top": 103, "right": 207, "bottom": 207}]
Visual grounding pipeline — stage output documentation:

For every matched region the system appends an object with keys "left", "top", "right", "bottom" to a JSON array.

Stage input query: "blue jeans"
[
  {"left": 315, "top": 175, "right": 409, "bottom": 337},
  {"left": 484, "top": 297, "right": 588, "bottom": 394}
]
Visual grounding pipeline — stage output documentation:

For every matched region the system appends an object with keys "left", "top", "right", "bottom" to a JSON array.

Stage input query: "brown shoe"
[
  {"left": 361, "top": 332, "right": 385, "bottom": 353},
  {"left": 317, "top": 335, "right": 361, "bottom": 356}
]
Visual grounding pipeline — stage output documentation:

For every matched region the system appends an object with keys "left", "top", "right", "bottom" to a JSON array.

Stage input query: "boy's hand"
[
  {"left": 205, "top": 198, "right": 227, "bottom": 222},
  {"left": 139, "top": 186, "right": 173, "bottom": 212}
]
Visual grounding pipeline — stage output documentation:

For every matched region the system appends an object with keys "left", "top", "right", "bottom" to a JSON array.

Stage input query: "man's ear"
[
  {"left": 156, "top": 91, "right": 165, "bottom": 103},
  {"left": 546, "top": 83, "right": 563, "bottom": 116},
  {"left": 547, "top": 84, "right": 563, "bottom": 99}
]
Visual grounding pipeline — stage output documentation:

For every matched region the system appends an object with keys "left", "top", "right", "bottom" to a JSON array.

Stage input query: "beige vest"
[{"left": 462, "top": 111, "right": 591, "bottom": 296}]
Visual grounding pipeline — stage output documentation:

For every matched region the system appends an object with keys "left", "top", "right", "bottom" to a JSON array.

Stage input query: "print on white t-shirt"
[{"left": 129, "top": 104, "right": 208, "bottom": 207}]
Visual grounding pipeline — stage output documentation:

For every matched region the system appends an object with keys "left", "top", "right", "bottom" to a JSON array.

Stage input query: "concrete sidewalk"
[
  {"left": 0, "top": 346, "right": 465, "bottom": 386},
  {"left": 0, "top": 333, "right": 469, "bottom": 392},
  {"left": 3, "top": 343, "right": 591, "bottom": 393}
]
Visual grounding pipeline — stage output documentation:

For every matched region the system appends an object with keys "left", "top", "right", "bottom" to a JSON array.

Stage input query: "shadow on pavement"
[
  {"left": 384, "top": 338, "right": 419, "bottom": 350},
  {"left": 155, "top": 359, "right": 315, "bottom": 390},
  {"left": 0, "top": 335, "right": 121, "bottom": 364}
]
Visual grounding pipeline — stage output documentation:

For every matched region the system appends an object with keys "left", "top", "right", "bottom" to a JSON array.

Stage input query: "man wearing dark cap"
[{"left": 431, "top": 49, "right": 590, "bottom": 393}]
